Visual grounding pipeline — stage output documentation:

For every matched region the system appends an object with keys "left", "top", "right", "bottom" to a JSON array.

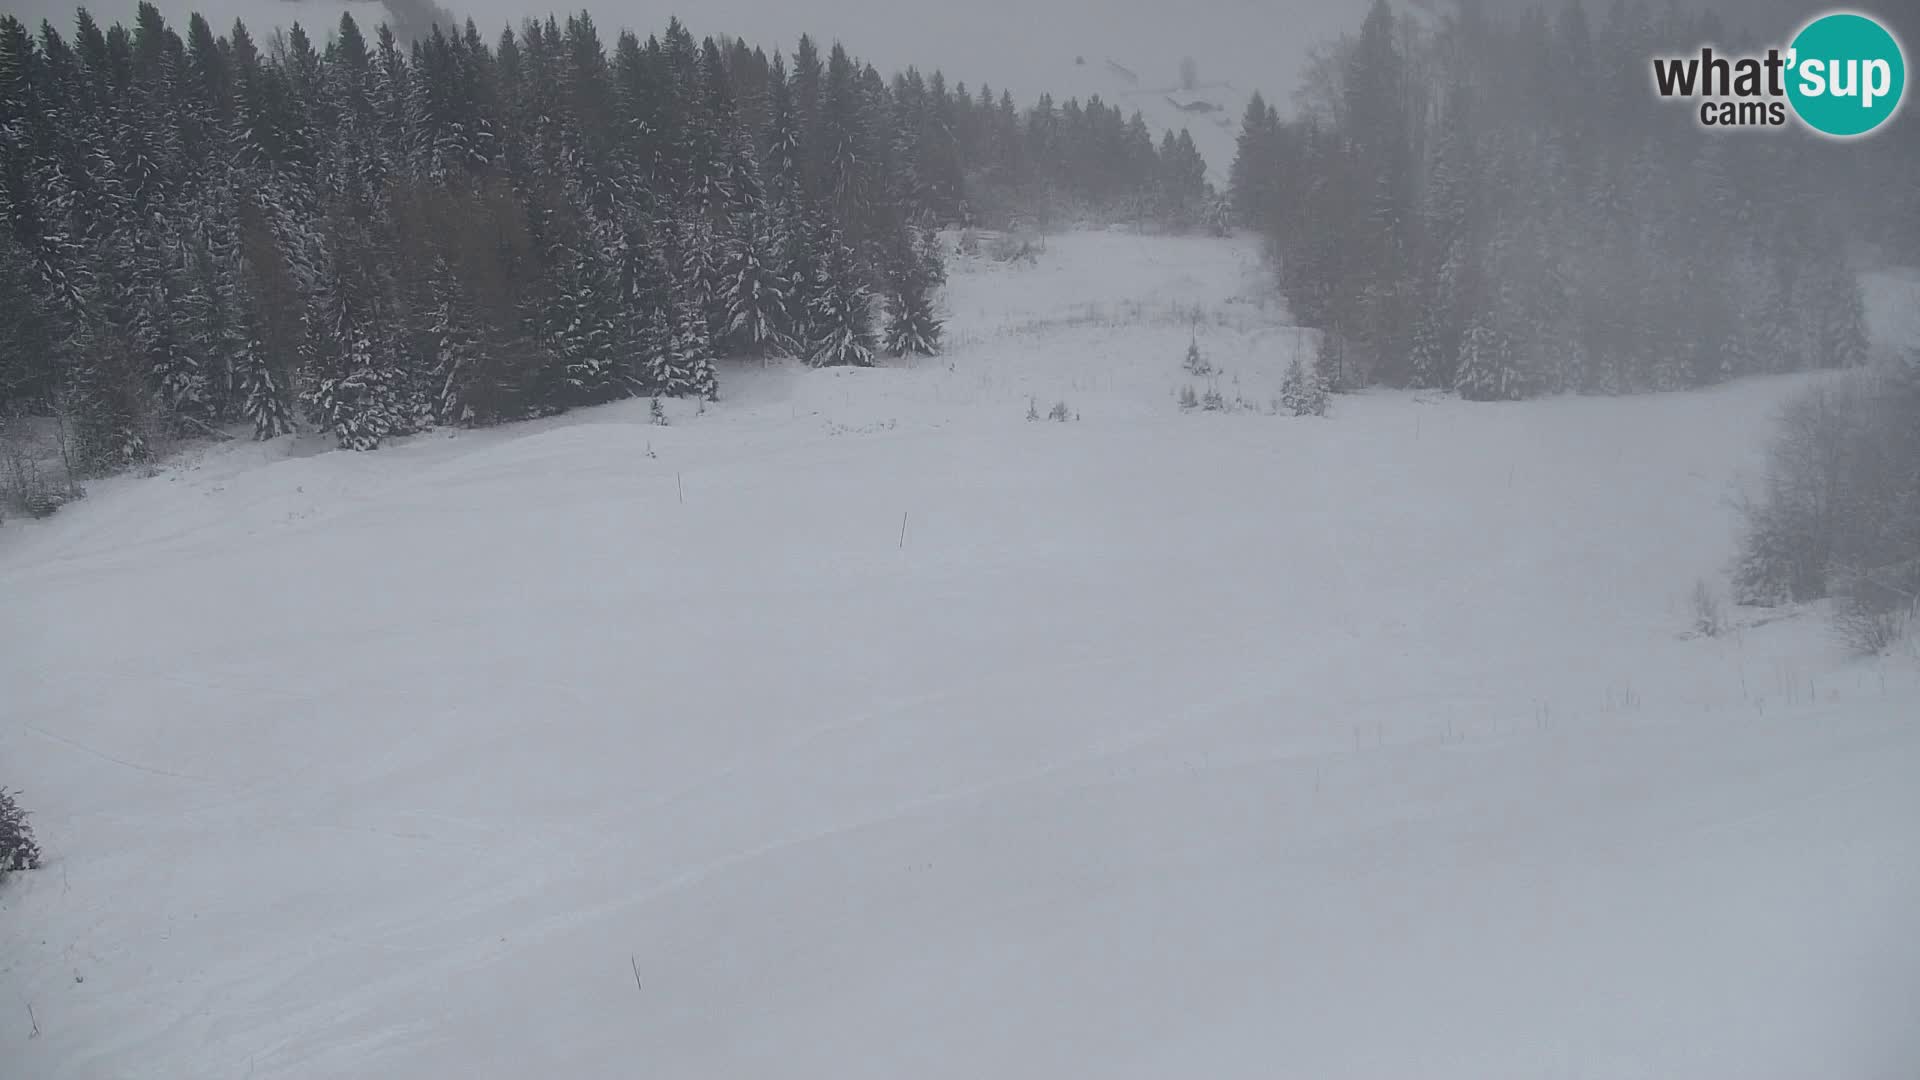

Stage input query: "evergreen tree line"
[
  {"left": 1231, "top": 0, "right": 1909, "bottom": 401},
  {"left": 0, "top": 5, "right": 1216, "bottom": 464}
]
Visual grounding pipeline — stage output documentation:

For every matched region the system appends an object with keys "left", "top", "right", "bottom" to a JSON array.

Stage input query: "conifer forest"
[{"left": 0, "top": 3, "right": 1213, "bottom": 462}]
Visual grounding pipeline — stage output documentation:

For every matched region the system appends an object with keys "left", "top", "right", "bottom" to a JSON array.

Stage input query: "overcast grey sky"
[
  {"left": 5, "top": 0, "right": 1904, "bottom": 116},
  {"left": 8, "top": 0, "right": 1371, "bottom": 107}
]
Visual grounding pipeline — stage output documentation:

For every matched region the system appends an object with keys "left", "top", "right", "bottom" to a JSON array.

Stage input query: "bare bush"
[
  {"left": 0, "top": 414, "right": 83, "bottom": 519},
  {"left": 1732, "top": 362, "right": 1920, "bottom": 652},
  {"left": 1731, "top": 378, "right": 1874, "bottom": 605},
  {"left": 1831, "top": 563, "right": 1918, "bottom": 654},
  {"left": 1690, "top": 579, "right": 1728, "bottom": 638},
  {"left": 987, "top": 232, "right": 1041, "bottom": 265}
]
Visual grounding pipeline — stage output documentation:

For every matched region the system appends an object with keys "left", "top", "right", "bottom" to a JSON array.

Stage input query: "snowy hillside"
[{"left": 5, "top": 231, "right": 1920, "bottom": 1079}]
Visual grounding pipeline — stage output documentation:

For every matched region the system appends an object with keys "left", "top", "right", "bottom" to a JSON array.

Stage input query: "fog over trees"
[{"left": 1230, "top": 0, "right": 1918, "bottom": 400}]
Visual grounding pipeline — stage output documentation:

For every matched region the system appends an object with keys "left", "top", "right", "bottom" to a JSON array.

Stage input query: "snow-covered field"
[{"left": 5, "top": 231, "right": 1920, "bottom": 1079}]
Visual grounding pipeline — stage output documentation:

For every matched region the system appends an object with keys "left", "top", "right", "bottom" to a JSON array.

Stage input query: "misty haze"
[{"left": 1, "top": 0, "right": 1917, "bottom": 1077}]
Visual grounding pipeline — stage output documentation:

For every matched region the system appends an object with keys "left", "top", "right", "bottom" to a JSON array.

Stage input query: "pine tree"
[
  {"left": 1280, "top": 345, "right": 1330, "bottom": 417},
  {"left": 302, "top": 321, "right": 410, "bottom": 450},
  {"left": 1454, "top": 314, "right": 1523, "bottom": 402},
  {"left": 763, "top": 51, "right": 803, "bottom": 208},
  {"left": 678, "top": 213, "right": 727, "bottom": 340},
  {"left": 143, "top": 236, "right": 207, "bottom": 421},
  {"left": 1229, "top": 91, "right": 1276, "bottom": 227},
  {"left": 655, "top": 271, "right": 718, "bottom": 399},
  {"left": 1805, "top": 253, "right": 1869, "bottom": 370},
  {"left": 720, "top": 211, "right": 792, "bottom": 357},
  {"left": 236, "top": 323, "right": 293, "bottom": 439},
  {"left": 782, "top": 201, "right": 828, "bottom": 347},
  {"left": 809, "top": 226, "right": 875, "bottom": 366},
  {"left": 881, "top": 223, "right": 943, "bottom": 357}
]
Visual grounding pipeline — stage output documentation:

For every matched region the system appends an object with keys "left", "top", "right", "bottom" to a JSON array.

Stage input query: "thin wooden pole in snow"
[
  {"left": 677, "top": 473, "right": 684, "bottom": 504},
  {"left": 899, "top": 512, "right": 909, "bottom": 549}
]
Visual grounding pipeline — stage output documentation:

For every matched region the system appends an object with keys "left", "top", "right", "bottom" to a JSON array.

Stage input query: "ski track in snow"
[{"left": 4, "top": 229, "right": 1920, "bottom": 1079}]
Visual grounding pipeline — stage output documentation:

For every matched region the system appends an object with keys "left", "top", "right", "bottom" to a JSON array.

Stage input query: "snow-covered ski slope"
[{"left": 5, "top": 230, "right": 1920, "bottom": 1080}]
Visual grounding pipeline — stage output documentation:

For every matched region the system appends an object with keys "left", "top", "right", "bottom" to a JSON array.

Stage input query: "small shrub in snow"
[
  {"left": 0, "top": 788, "right": 41, "bottom": 876},
  {"left": 1048, "top": 401, "right": 1073, "bottom": 422},
  {"left": 1202, "top": 386, "right": 1226, "bottom": 412},
  {"left": 1183, "top": 340, "right": 1212, "bottom": 376},
  {"left": 1178, "top": 385, "right": 1200, "bottom": 411},
  {"left": 650, "top": 398, "right": 669, "bottom": 426},
  {"left": 988, "top": 232, "right": 1041, "bottom": 265},
  {"left": 1830, "top": 565, "right": 1916, "bottom": 655},
  {"left": 1026, "top": 398, "right": 1041, "bottom": 422}
]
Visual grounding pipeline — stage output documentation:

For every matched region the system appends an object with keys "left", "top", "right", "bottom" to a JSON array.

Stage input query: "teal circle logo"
[{"left": 1787, "top": 12, "right": 1906, "bottom": 137}]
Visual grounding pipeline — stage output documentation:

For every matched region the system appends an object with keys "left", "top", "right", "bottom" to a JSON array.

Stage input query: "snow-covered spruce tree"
[
  {"left": 1280, "top": 350, "right": 1329, "bottom": 417},
  {"left": 295, "top": 206, "right": 411, "bottom": 448},
  {"left": 0, "top": 227, "right": 71, "bottom": 417},
  {"left": 610, "top": 227, "right": 677, "bottom": 396},
  {"left": 541, "top": 235, "right": 626, "bottom": 409},
  {"left": 720, "top": 212, "right": 793, "bottom": 358},
  {"left": 1407, "top": 308, "right": 1447, "bottom": 390},
  {"left": 237, "top": 328, "right": 295, "bottom": 439},
  {"left": 780, "top": 204, "right": 828, "bottom": 347},
  {"left": 655, "top": 277, "right": 719, "bottom": 400},
  {"left": 429, "top": 268, "right": 484, "bottom": 427},
  {"left": 1805, "top": 254, "right": 1870, "bottom": 371},
  {"left": 175, "top": 201, "right": 253, "bottom": 424},
  {"left": 144, "top": 236, "right": 211, "bottom": 425},
  {"left": 1454, "top": 315, "right": 1524, "bottom": 402},
  {"left": 679, "top": 214, "right": 729, "bottom": 342},
  {"left": 808, "top": 227, "right": 876, "bottom": 367},
  {"left": 302, "top": 323, "right": 412, "bottom": 450},
  {"left": 0, "top": 787, "right": 41, "bottom": 875},
  {"left": 881, "top": 224, "right": 943, "bottom": 358}
]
